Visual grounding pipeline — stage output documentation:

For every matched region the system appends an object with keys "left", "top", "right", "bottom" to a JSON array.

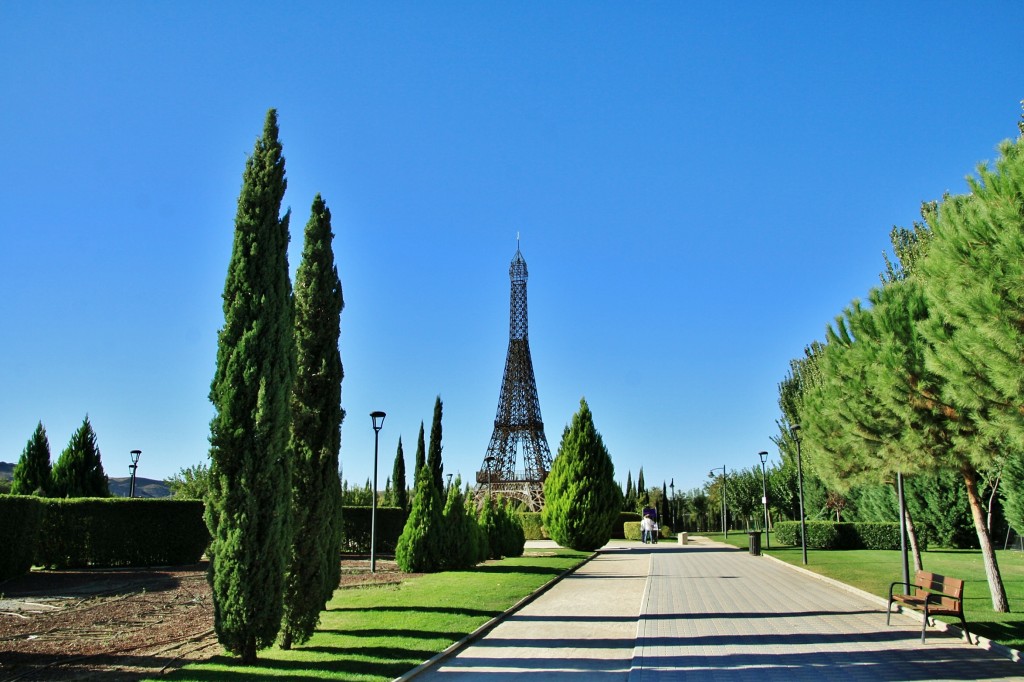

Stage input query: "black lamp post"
[
  {"left": 370, "top": 411, "right": 386, "bottom": 573},
  {"left": 669, "top": 478, "right": 675, "bottom": 529},
  {"left": 129, "top": 449, "right": 142, "bottom": 498},
  {"left": 709, "top": 465, "right": 727, "bottom": 538},
  {"left": 758, "top": 451, "right": 770, "bottom": 548},
  {"left": 792, "top": 425, "right": 808, "bottom": 565},
  {"left": 446, "top": 473, "right": 453, "bottom": 492}
]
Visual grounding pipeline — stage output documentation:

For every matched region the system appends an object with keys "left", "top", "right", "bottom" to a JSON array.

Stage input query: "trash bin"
[
  {"left": 677, "top": 532, "right": 688, "bottom": 546},
  {"left": 748, "top": 531, "right": 762, "bottom": 556}
]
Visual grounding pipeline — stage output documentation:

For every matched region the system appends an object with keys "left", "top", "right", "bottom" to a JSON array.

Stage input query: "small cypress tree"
[
  {"left": 12, "top": 422, "right": 52, "bottom": 496},
  {"left": 51, "top": 416, "right": 109, "bottom": 498},
  {"left": 281, "top": 193, "right": 345, "bottom": 650},
  {"left": 392, "top": 437, "right": 408, "bottom": 510},
  {"left": 623, "top": 471, "right": 636, "bottom": 511},
  {"left": 206, "top": 108, "right": 294, "bottom": 663},
  {"left": 440, "top": 477, "right": 480, "bottom": 570},
  {"left": 396, "top": 466, "right": 444, "bottom": 572},
  {"left": 413, "top": 422, "right": 426, "bottom": 487},
  {"left": 543, "top": 398, "right": 622, "bottom": 551},
  {"left": 636, "top": 467, "right": 648, "bottom": 508},
  {"left": 427, "top": 396, "right": 444, "bottom": 493}
]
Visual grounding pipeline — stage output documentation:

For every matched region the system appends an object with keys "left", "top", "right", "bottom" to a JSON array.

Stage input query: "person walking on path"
[{"left": 641, "top": 514, "right": 656, "bottom": 544}]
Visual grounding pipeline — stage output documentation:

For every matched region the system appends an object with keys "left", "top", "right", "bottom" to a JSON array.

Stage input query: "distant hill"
[
  {"left": 109, "top": 477, "right": 172, "bottom": 498},
  {"left": 0, "top": 463, "right": 170, "bottom": 497}
]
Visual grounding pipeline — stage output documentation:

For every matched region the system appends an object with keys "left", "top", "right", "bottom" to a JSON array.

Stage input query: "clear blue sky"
[{"left": 2, "top": 2, "right": 1022, "bottom": 496}]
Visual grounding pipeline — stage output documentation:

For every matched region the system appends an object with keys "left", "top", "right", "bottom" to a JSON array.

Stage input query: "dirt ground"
[{"left": 0, "top": 558, "right": 406, "bottom": 682}]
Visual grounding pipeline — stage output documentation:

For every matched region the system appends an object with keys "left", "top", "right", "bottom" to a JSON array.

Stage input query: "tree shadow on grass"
[
  {"left": 318, "top": 627, "right": 465, "bottom": 640},
  {"left": 469, "top": 564, "right": 566, "bottom": 576},
  {"left": 169, "top": 651, "right": 421, "bottom": 681},
  {"left": 328, "top": 604, "right": 502, "bottom": 617}
]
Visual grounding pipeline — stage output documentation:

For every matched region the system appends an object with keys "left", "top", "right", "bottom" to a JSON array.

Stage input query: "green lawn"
[
  {"left": 160, "top": 548, "right": 590, "bottom": 682},
  {"left": 701, "top": 531, "right": 1024, "bottom": 650}
]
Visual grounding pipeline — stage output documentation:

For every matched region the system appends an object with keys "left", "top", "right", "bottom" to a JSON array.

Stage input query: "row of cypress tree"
[
  {"left": 205, "top": 109, "right": 346, "bottom": 662},
  {"left": 394, "top": 396, "right": 527, "bottom": 572},
  {"left": 11, "top": 416, "right": 109, "bottom": 498}
]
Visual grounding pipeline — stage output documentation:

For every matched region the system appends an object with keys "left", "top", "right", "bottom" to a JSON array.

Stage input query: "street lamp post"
[
  {"left": 129, "top": 450, "right": 142, "bottom": 498},
  {"left": 758, "top": 451, "right": 770, "bottom": 548},
  {"left": 446, "top": 473, "right": 453, "bottom": 492},
  {"left": 709, "top": 465, "right": 727, "bottom": 538},
  {"left": 370, "top": 411, "right": 386, "bottom": 573},
  {"left": 669, "top": 478, "right": 675, "bottom": 529},
  {"left": 792, "top": 425, "right": 808, "bottom": 565}
]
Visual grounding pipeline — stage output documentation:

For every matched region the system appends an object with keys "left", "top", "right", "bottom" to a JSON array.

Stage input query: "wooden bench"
[{"left": 887, "top": 570, "right": 971, "bottom": 644}]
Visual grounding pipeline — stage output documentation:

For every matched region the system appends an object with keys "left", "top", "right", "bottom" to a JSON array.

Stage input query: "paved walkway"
[{"left": 414, "top": 537, "right": 1024, "bottom": 681}]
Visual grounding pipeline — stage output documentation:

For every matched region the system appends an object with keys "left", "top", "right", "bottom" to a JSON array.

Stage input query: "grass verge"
[
  {"left": 701, "top": 531, "right": 1024, "bottom": 650},
  {"left": 160, "top": 547, "right": 590, "bottom": 682}
]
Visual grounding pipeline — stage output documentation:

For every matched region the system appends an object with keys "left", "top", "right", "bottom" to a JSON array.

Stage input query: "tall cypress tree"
[
  {"left": 392, "top": 437, "right": 408, "bottom": 510},
  {"left": 12, "top": 422, "right": 52, "bottom": 496},
  {"left": 281, "top": 194, "right": 344, "bottom": 649},
  {"left": 413, "top": 422, "right": 426, "bottom": 487},
  {"left": 624, "top": 471, "right": 636, "bottom": 511},
  {"left": 542, "top": 398, "right": 622, "bottom": 550},
  {"left": 206, "top": 108, "right": 295, "bottom": 663},
  {"left": 637, "top": 467, "right": 648, "bottom": 507},
  {"left": 427, "top": 396, "right": 444, "bottom": 492},
  {"left": 51, "top": 416, "right": 109, "bottom": 498}
]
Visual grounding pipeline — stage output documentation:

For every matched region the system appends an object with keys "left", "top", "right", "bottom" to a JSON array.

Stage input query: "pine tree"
[
  {"left": 12, "top": 422, "right": 52, "bottom": 496},
  {"left": 280, "top": 194, "right": 345, "bottom": 649},
  {"left": 427, "top": 396, "right": 444, "bottom": 492},
  {"left": 413, "top": 422, "right": 426, "bottom": 487},
  {"left": 542, "top": 398, "right": 622, "bottom": 550},
  {"left": 392, "top": 437, "right": 408, "bottom": 510},
  {"left": 51, "top": 416, "right": 109, "bottom": 498},
  {"left": 206, "top": 108, "right": 295, "bottom": 663}
]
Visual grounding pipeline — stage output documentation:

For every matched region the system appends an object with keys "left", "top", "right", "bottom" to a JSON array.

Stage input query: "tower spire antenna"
[{"left": 476, "top": 244, "right": 552, "bottom": 511}]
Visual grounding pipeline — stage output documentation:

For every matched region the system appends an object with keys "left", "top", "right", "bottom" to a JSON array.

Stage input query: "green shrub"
[
  {"left": 804, "top": 521, "right": 841, "bottom": 549},
  {"left": 519, "top": 512, "right": 548, "bottom": 540},
  {"left": 0, "top": 495, "right": 45, "bottom": 579},
  {"left": 340, "top": 506, "right": 408, "bottom": 553},
  {"left": 36, "top": 498, "right": 208, "bottom": 569},
  {"left": 623, "top": 521, "right": 642, "bottom": 541},
  {"left": 614, "top": 512, "right": 641, "bottom": 539},
  {"left": 772, "top": 520, "right": 900, "bottom": 550},
  {"left": 853, "top": 522, "right": 901, "bottom": 549}
]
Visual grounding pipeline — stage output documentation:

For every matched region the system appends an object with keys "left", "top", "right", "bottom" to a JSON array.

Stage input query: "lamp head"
[
  {"left": 130, "top": 449, "right": 142, "bottom": 465},
  {"left": 370, "top": 411, "right": 386, "bottom": 431},
  {"left": 759, "top": 450, "right": 768, "bottom": 464}
]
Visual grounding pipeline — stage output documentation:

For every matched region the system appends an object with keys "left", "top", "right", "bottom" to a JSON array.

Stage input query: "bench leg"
[
  {"left": 921, "top": 603, "right": 929, "bottom": 644},
  {"left": 960, "top": 616, "right": 972, "bottom": 645},
  {"left": 886, "top": 598, "right": 894, "bottom": 625}
]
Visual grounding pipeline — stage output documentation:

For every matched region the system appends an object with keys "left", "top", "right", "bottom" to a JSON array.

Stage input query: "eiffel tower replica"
[{"left": 475, "top": 243, "right": 553, "bottom": 511}]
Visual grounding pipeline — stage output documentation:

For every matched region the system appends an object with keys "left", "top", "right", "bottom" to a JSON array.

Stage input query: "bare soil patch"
[{"left": 0, "top": 557, "right": 405, "bottom": 681}]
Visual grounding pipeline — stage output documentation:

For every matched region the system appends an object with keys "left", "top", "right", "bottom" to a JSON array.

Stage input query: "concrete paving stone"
[{"left": 411, "top": 538, "right": 1024, "bottom": 681}]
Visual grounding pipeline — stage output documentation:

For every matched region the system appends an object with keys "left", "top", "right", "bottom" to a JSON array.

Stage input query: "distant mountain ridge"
[{"left": 0, "top": 462, "right": 170, "bottom": 497}]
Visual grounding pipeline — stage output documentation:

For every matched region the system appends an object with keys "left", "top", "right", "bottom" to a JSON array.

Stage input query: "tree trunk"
[
  {"left": 903, "top": 505, "right": 924, "bottom": 572},
  {"left": 987, "top": 472, "right": 1001, "bottom": 534},
  {"left": 963, "top": 467, "right": 1010, "bottom": 612}
]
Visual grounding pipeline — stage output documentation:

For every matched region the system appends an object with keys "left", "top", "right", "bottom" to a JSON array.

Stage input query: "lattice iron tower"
[{"left": 475, "top": 245, "right": 553, "bottom": 511}]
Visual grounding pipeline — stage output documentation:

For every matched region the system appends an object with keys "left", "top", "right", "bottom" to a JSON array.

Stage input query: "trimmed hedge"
[
  {"left": 35, "top": 498, "right": 209, "bottom": 569},
  {"left": 615, "top": 512, "right": 641, "bottom": 539},
  {"left": 0, "top": 495, "right": 46, "bottom": 579},
  {"left": 340, "top": 506, "right": 407, "bottom": 553},
  {"left": 623, "top": 520, "right": 672, "bottom": 542},
  {"left": 773, "top": 521, "right": 900, "bottom": 550},
  {"left": 519, "top": 512, "right": 549, "bottom": 540}
]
